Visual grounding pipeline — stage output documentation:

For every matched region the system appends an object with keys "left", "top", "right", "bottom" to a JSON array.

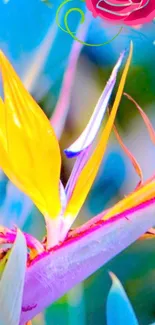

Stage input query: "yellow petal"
[
  {"left": 0, "top": 97, "right": 16, "bottom": 178},
  {"left": 63, "top": 43, "right": 133, "bottom": 226},
  {"left": 103, "top": 180, "right": 155, "bottom": 221},
  {"left": 0, "top": 51, "right": 61, "bottom": 218}
]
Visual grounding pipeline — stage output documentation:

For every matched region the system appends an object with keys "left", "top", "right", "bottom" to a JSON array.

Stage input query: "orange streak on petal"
[
  {"left": 103, "top": 180, "right": 155, "bottom": 221},
  {"left": 124, "top": 92, "right": 155, "bottom": 145},
  {"left": 113, "top": 123, "right": 143, "bottom": 186},
  {"left": 139, "top": 233, "right": 155, "bottom": 240},
  {"left": 143, "top": 173, "right": 155, "bottom": 186}
]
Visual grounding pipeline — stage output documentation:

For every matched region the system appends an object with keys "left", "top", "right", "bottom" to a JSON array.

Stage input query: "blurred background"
[{"left": 0, "top": 0, "right": 155, "bottom": 324}]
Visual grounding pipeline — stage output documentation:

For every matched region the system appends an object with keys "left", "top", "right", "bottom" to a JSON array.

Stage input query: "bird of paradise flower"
[{"left": 0, "top": 42, "right": 155, "bottom": 325}]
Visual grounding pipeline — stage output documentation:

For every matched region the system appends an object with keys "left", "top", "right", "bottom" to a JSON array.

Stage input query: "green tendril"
[
  {"left": 56, "top": 0, "right": 123, "bottom": 46},
  {"left": 56, "top": 0, "right": 76, "bottom": 34}
]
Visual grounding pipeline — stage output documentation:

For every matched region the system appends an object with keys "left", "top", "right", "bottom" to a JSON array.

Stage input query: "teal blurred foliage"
[
  {"left": 106, "top": 272, "right": 139, "bottom": 325},
  {"left": 0, "top": 1, "right": 155, "bottom": 325},
  {"left": 86, "top": 148, "right": 126, "bottom": 216}
]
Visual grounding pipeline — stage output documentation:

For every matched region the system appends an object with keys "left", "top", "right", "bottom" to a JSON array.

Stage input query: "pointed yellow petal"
[
  {"left": 0, "top": 51, "right": 61, "bottom": 218},
  {"left": 103, "top": 180, "right": 155, "bottom": 221},
  {"left": 63, "top": 43, "right": 133, "bottom": 231}
]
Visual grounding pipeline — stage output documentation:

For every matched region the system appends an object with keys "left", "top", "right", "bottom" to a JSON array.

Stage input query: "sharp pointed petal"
[
  {"left": 107, "top": 272, "right": 138, "bottom": 325},
  {"left": 64, "top": 50, "right": 126, "bottom": 158},
  {"left": 0, "top": 229, "right": 27, "bottom": 325},
  {"left": 62, "top": 43, "right": 133, "bottom": 238}
]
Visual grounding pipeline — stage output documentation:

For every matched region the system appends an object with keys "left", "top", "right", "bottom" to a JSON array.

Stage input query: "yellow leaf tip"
[
  {"left": 109, "top": 271, "right": 121, "bottom": 287},
  {"left": 109, "top": 271, "right": 116, "bottom": 281}
]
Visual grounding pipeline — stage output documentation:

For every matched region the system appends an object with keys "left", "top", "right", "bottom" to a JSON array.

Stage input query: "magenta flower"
[{"left": 86, "top": 0, "right": 155, "bottom": 26}]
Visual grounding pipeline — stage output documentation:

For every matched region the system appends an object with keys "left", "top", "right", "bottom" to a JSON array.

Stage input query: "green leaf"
[
  {"left": 107, "top": 272, "right": 139, "bottom": 325},
  {"left": 0, "top": 229, "right": 27, "bottom": 325}
]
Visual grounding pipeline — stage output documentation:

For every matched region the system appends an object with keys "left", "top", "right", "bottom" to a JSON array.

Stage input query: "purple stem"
[{"left": 20, "top": 198, "right": 155, "bottom": 324}]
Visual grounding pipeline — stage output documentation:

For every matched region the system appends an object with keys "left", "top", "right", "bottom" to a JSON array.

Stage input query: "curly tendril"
[{"left": 56, "top": 0, "right": 123, "bottom": 46}]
